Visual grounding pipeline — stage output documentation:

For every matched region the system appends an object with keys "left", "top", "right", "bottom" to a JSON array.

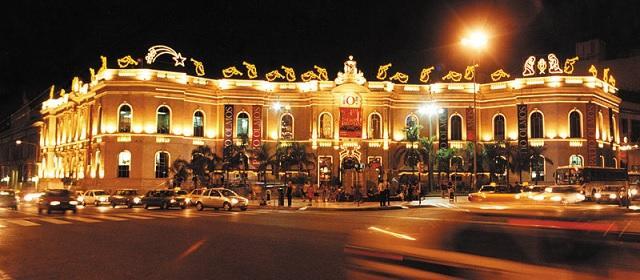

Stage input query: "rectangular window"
[{"left": 118, "top": 165, "right": 130, "bottom": 178}]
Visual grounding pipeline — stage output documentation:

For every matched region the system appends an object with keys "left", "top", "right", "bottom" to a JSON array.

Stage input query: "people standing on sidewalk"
[
  {"left": 385, "top": 181, "right": 391, "bottom": 206},
  {"left": 306, "top": 182, "right": 314, "bottom": 206},
  {"left": 448, "top": 183, "right": 455, "bottom": 203},
  {"left": 378, "top": 181, "right": 385, "bottom": 207},
  {"left": 286, "top": 181, "right": 293, "bottom": 207},
  {"left": 321, "top": 185, "right": 327, "bottom": 202}
]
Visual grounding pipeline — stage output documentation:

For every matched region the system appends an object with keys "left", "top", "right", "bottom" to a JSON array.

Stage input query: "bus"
[{"left": 554, "top": 166, "right": 628, "bottom": 201}]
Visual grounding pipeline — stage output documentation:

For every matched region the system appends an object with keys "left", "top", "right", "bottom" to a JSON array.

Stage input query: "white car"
[
  {"left": 79, "top": 190, "right": 110, "bottom": 206},
  {"left": 538, "top": 186, "right": 585, "bottom": 204},
  {"left": 193, "top": 188, "right": 248, "bottom": 211}
]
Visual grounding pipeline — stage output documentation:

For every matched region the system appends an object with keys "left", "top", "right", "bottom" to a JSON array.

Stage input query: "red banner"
[
  {"left": 339, "top": 107, "right": 362, "bottom": 138},
  {"left": 252, "top": 105, "right": 262, "bottom": 148},
  {"left": 466, "top": 108, "right": 475, "bottom": 142}
]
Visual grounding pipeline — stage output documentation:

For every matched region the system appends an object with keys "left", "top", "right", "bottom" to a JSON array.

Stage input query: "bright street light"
[
  {"left": 271, "top": 101, "right": 282, "bottom": 111},
  {"left": 461, "top": 30, "right": 488, "bottom": 50},
  {"left": 418, "top": 103, "right": 442, "bottom": 116},
  {"left": 15, "top": 140, "right": 23, "bottom": 145}
]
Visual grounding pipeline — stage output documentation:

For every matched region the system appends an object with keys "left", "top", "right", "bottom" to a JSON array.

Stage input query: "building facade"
[{"left": 35, "top": 56, "right": 622, "bottom": 191}]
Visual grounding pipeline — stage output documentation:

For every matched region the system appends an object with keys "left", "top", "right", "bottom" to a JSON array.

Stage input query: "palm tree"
[
  {"left": 529, "top": 146, "right": 554, "bottom": 184},
  {"left": 287, "top": 143, "right": 316, "bottom": 177},
  {"left": 436, "top": 147, "right": 456, "bottom": 185},
  {"left": 418, "top": 137, "right": 436, "bottom": 192},
  {"left": 461, "top": 142, "right": 476, "bottom": 189},
  {"left": 222, "top": 137, "right": 250, "bottom": 186},
  {"left": 191, "top": 145, "right": 213, "bottom": 188},
  {"left": 252, "top": 144, "right": 271, "bottom": 187},
  {"left": 170, "top": 158, "right": 190, "bottom": 188}
]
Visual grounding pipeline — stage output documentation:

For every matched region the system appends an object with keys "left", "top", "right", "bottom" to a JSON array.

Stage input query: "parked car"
[
  {"left": 79, "top": 190, "right": 110, "bottom": 206},
  {"left": 141, "top": 190, "right": 187, "bottom": 209},
  {"left": 0, "top": 189, "right": 18, "bottom": 210},
  {"left": 109, "top": 189, "right": 143, "bottom": 208},
  {"left": 37, "top": 189, "right": 78, "bottom": 214},
  {"left": 193, "top": 188, "right": 249, "bottom": 211}
]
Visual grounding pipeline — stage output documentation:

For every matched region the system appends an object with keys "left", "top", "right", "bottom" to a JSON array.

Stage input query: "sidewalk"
[{"left": 248, "top": 196, "right": 468, "bottom": 211}]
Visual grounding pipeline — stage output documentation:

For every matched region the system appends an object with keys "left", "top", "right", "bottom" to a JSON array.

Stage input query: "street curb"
[
  {"left": 402, "top": 204, "right": 437, "bottom": 209},
  {"left": 299, "top": 205, "right": 406, "bottom": 211}
]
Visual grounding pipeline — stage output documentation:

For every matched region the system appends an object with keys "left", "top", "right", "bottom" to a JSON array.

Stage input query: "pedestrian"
[
  {"left": 378, "top": 181, "right": 385, "bottom": 207},
  {"left": 265, "top": 189, "right": 272, "bottom": 206},
  {"left": 448, "top": 184, "right": 455, "bottom": 203},
  {"left": 407, "top": 184, "right": 414, "bottom": 202},
  {"left": 385, "top": 181, "right": 391, "bottom": 206},
  {"left": 286, "top": 181, "right": 293, "bottom": 207},
  {"left": 306, "top": 182, "right": 314, "bottom": 206},
  {"left": 321, "top": 185, "right": 327, "bottom": 202},
  {"left": 301, "top": 182, "right": 308, "bottom": 202}
]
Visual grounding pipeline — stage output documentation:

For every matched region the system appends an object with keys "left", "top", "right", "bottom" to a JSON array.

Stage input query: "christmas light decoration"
[
  {"left": 301, "top": 70, "right": 316, "bottom": 82},
  {"left": 265, "top": 69, "right": 285, "bottom": 81},
  {"left": 145, "top": 45, "right": 186, "bottom": 67},
  {"left": 602, "top": 68, "right": 610, "bottom": 82},
  {"left": 72, "top": 77, "right": 80, "bottom": 92},
  {"left": 547, "top": 54, "right": 563, "bottom": 74},
  {"left": 536, "top": 58, "right": 547, "bottom": 74},
  {"left": 588, "top": 65, "right": 598, "bottom": 77},
  {"left": 222, "top": 66, "right": 243, "bottom": 78},
  {"left": 442, "top": 70, "right": 462, "bottom": 82},
  {"left": 49, "top": 85, "right": 55, "bottom": 99},
  {"left": 563, "top": 56, "right": 579, "bottom": 74},
  {"left": 389, "top": 72, "right": 409, "bottom": 83},
  {"left": 315, "top": 65, "right": 328, "bottom": 81},
  {"left": 419, "top": 66, "right": 434, "bottom": 83},
  {"left": 242, "top": 61, "right": 258, "bottom": 79},
  {"left": 490, "top": 69, "right": 510, "bottom": 82},
  {"left": 117, "top": 55, "right": 138, "bottom": 68},
  {"left": 301, "top": 65, "right": 329, "bottom": 81},
  {"left": 522, "top": 56, "right": 536, "bottom": 76},
  {"left": 464, "top": 64, "right": 478, "bottom": 81},
  {"left": 609, "top": 75, "right": 616, "bottom": 87},
  {"left": 190, "top": 58, "right": 205, "bottom": 76},
  {"left": 281, "top": 66, "right": 296, "bottom": 82},
  {"left": 97, "top": 56, "right": 108, "bottom": 76},
  {"left": 376, "top": 63, "right": 392, "bottom": 80}
]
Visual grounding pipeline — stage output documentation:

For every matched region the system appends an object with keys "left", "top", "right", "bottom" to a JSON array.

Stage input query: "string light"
[
  {"left": 609, "top": 75, "right": 616, "bottom": 87},
  {"left": 145, "top": 45, "right": 186, "bottom": 67},
  {"left": 464, "top": 64, "right": 478, "bottom": 81},
  {"left": 281, "top": 66, "right": 296, "bottom": 82},
  {"left": 190, "top": 58, "right": 205, "bottom": 76},
  {"left": 589, "top": 65, "right": 598, "bottom": 77},
  {"left": 301, "top": 70, "right": 317, "bottom": 82},
  {"left": 265, "top": 69, "right": 285, "bottom": 81},
  {"left": 376, "top": 63, "right": 392, "bottom": 80},
  {"left": 49, "top": 85, "right": 55, "bottom": 99},
  {"left": 72, "top": 77, "right": 79, "bottom": 92},
  {"left": 314, "top": 65, "right": 328, "bottom": 81},
  {"left": 222, "top": 66, "right": 243, "bottom": 78},
  {"left": 389, "top": 72, "right": 409, "bottom": 83},
  {"left": 547, "top": 54, "right": 563, "bottom": 74},
  {"left": 563, "top": 56, "right": 579, "bottom": 74},
  {"left": 117, "top": 55, "right": 138, "bottom": 68},
  {"left": 602, "top": 68, "right": 610, "bottom": 82},
  {"left": 89, "top": 68, "right": 96, "bottom": 82},
  {"left": 536, "top": 58, "right": 547, "bottom": 74},
  {"left": 442, "top": 70, "right": 462, "bottom": 82},
  {"left": 490, "top": 69, "right": 510, "bottom": 82},
  {"left": 522, "top": 56, "right": 536, "bottom": 76},
  {"left": 97, "top": 56, "right": 108, "bottom": 76},
  {"left": 419, "top": 66, "right": 434, "bottom": 83},
  {"left": 242, "top": 61, "right": 258, "bottom": 79},
  {"left": 301, "top": 65, "right": 328, "bottom": 82}
]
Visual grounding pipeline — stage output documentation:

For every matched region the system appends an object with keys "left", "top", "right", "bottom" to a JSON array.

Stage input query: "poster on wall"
[
  {"left": 586, "top": 103, "right": 597, "bottom": 166},
  {"left": 223, "top": 104, "right": 234, "bottom": 157},
  {"left": 517, "top": 104, "right": 528, "bottom": 155},
  {"left": 339, "top": 107, "right": 362, "bottom": 138},
  {"left": 252, "top": 105, "right": 262, "bottom": 148},
  {"left": 438, "top": 108, "right": 448, "bottom": 149},
  {"left": 466, "top": 108, "right": 475, "bottom": 142}
]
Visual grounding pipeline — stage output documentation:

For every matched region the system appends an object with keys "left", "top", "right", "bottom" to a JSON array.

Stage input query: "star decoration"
[{"left": 173, "top": 53, "right": 186, "bottom": 67}]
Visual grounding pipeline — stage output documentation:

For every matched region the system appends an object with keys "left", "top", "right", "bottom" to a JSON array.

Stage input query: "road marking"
[
  {"left": 5, "top": 219, "right": 40, "bottom": 226},
  {"left": 112, "top": 214, "right": 154, "bottom": 220},
  {"left": 89, "top": 215, "right": 128, "bottom": 221},
  {"left": 64, "top": 216, "right": 102, "bottom": 223},
  {"left": 36, "top": 217, "right": 72, "bottom": 224},
  {"left": 133, "top": 213, "right": 178, "bottom": 218}
]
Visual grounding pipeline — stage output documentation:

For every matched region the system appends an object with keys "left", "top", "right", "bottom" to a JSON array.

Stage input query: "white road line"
[
  {"left": 36, "top": 217, "right": 72, "bottom": 224},
  {"left": 132, "top": 213, "right": 178, "bottom": 218},
  {"left": 112, "top": 214, "right": 154, "bottom": 220},
  {"left": 5, "top": 219, "right": 40, "bottom": 227},
  {"left": 89, "top": 215, "right": 128, "bottom": 221},
  {"left": 63, "top": 216, "right": 102, "bottom": 223}
]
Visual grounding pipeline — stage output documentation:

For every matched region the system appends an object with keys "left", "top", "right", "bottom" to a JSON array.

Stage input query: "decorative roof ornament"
[
  {"left": 419, "top": 66, "right": 435, "bottom": 83},
  {"left": 335, "top": 55, "right": 366, "bottom": 85},
  {"left": 145, "top": 45, "right": 186, "bottom": 67}
]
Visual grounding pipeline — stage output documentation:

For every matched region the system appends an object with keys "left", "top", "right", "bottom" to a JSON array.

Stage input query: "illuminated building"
[{"left": 30, "top": 53, "right": 622, "bottom": 190}]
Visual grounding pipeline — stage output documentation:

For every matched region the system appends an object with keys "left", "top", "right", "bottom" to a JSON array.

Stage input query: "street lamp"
[
  {"left": 418, "top": 103, "right": 443, "bottom": 194},
  {"left": 461, "top": 29, "right": 488, "bottom": 191}
]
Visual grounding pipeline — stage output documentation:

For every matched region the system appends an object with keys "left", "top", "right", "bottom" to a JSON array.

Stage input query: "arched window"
[
  {"left": 531, "top": 155, "right": 545, "bottom": 181},
  {"left": 569, "top": 110, "right": 582, "bottom": 138},
  {"left": 569, "top": 155, "right": 583, "bottom": 167},
  {"left": 369, "top": 113, "right": 382, "bottom": 139},
  {"left": 405, "top": 114, "right": 419, "bottom": 128},
  {"left": 156, "top": 106, "right": 171, "bottom": 134},
  {"left": 280, "top": 114, "right": 293, "bottom": 140},
  {"left": 118, "top": 150, "right": 131, "bottom": 178},
  {"left": 319, "top": 112, "right": 333, "bottom": 139},
  {"left": 236, "top": 112, "right": 250, "bottom": 137},
  {"left": 193, "top": 111, "right": 204, "bottom": 137},
  {"left": 155, "top": 151, "right": 169, "bottom": 178},
  {"left": 597, "top": 111, "right": 605, "bottom": 140},
  {"left": 530, "top": 111, "right": 544, "bottom": 138},
  {"left": 450, "top": 115, "right": 462, "bottom": 140},
  {"left": 118, "top": 104, "right": 132, "bottom": 133},
  {"left": 493, "top": 114, "right": 505, "bottom": 140}
]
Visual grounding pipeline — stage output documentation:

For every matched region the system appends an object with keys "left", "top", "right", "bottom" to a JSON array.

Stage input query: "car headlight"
[
  {"left": 170, "top": 199, "right": 176, "bottom": 203},
  {"left": 631, "top": 189, "right": 638, "bottom": 196},
  {"left": 231, "top": 198, "right": 239, "bottom": 205},
  {"left": 533, "top": 195, "right": 545, "bottom": 201},
  {"left": 69, "top": 201, "right": 78, "bottom": 205},
  {"left": 99, "top": 197, "right": 107, "bottom": 202},
  {"left": 551, "top": 196, "right": 562, "bottom": 202},
  {"left": 576, "top": 194, "right": 585, "bottom": 201},
  {"left": 50, "top": 201, "right": 61, "bottom": 206},
  {"left": 610, "top": 194, "right": 617, "bottom": 199},
  {"left": 133, "top": 197, "right": 141, "bottom": 204},
  {"left": 594, "top": 193, "right": 602, "bottom": 199},
  {"left": 515, "top": 194, "right": 521, "bottom": 199},
  {"left": 185, "top": 198, "right": 191, "bottom": 203}
]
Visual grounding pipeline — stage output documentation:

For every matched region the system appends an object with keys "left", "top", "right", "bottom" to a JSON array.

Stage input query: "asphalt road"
[{"left": 0, "top": 201, "right": 639, "bottom": 280}]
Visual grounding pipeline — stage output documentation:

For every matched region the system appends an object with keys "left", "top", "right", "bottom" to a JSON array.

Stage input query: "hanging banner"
[
  {"left": 223, "top": 105, "right": 234, "bottom": 156},
  {"left": 339, "top": 107, "right": 362, "bottom": 138},
  {"left": 609, "top": 107, "right": 614, "bottom": 143},
  {"left": 586, "top": 103, "right": 597, "bottom": 166},
  {"left": 438, "top": 108, "right": 448, "bottom": 149},
  {"left": 466, "top": 108, "right": 475, "bottom": 142},
  {"left": 252, "top": 105, "right": 262, "bottom": 148},
  {"left": 517, "top": 104, "right": 528, "bottom": 155}
]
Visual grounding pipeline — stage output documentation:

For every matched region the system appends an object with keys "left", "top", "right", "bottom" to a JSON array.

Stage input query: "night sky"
[{"left": 1, "top": 0, "right": 640, "bottom": 119}]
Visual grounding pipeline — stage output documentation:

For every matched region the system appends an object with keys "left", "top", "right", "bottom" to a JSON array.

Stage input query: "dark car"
[
  {"left": 109, "top": 189, "right": 143, "bottom": 208},
  {"left": 141, "top": 190, "right": 187, "bottom": 210},
  {"left": 0, "top": 190, "right": 18, "bottom": 210},
  {"left": 37, "top": 189, "right": 78, "bottom": 214}
]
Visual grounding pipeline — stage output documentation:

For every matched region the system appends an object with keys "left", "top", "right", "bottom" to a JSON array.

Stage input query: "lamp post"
[
  {"left": 418, "top": 103, "right": 443, "bottom": 193},
  {"left": 15, "top": 139, "right": 39, "bottom": 191},
  {"left": 461, "top": 30, "right": 488, "bottom": 191}
]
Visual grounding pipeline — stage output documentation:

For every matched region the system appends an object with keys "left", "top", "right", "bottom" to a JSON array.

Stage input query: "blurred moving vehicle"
[
  {"left": 468, "top": 185, "right": 517, "bottom": 202},
  {"left": 186, "top": 188, "right": 207, "bottom": 206},
  {"left": 37, "top": 189, "right": 78, "bottom": 214},
  {"left": 595, "top": 185, "right": 624, "bottom": 204},
  {"left": 555, "top": 166, "right": 628, "bottom": 201},
  {"left": 79, "top": 190, "right": 110, "bottom": 206},
  {"left": 141, "top": 190, "right": 187, "bottom": 209},
  {"left": 22, "top": 192, "right": 44, "bottom": 203},
  {"left": 193, "top": 188, "right": 248, "bottom": 211},
  {"left": 535, "top": 186, "right": 586, "bottom": 204},
  {"left": 109, "top": 189, "right": 143, "bottom": 208},
  {"left": 515, "top": 185, "right": 545, "bottom": 200},
  {"left": 0, "top": 189, "right": 18, "bottom": 210}
]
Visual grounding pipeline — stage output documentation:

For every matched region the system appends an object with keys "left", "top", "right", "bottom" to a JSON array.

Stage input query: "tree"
[
  {"left": 191, "top": 145, "right": 213, "bottom": 188},
  {"left": 418, "top": 137, "right": 436, "bottom": 192},
  {"left": 170, "top": 159, "right": 190, "bottom": 188},
  {"left": 287, "top": 143, "right": 316, "bottom": 175},
  {"left": 436, "top": 147, "right": 456, "bottom": 185},
  {"left": 529, "top": 146, "right": 554, "bottom": 184},
  {"left": 252, "top": 144, "right": 271, "bottom": 187},
  {"left": 222, "top": 135, "right": 250, "bottom": 186}
]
